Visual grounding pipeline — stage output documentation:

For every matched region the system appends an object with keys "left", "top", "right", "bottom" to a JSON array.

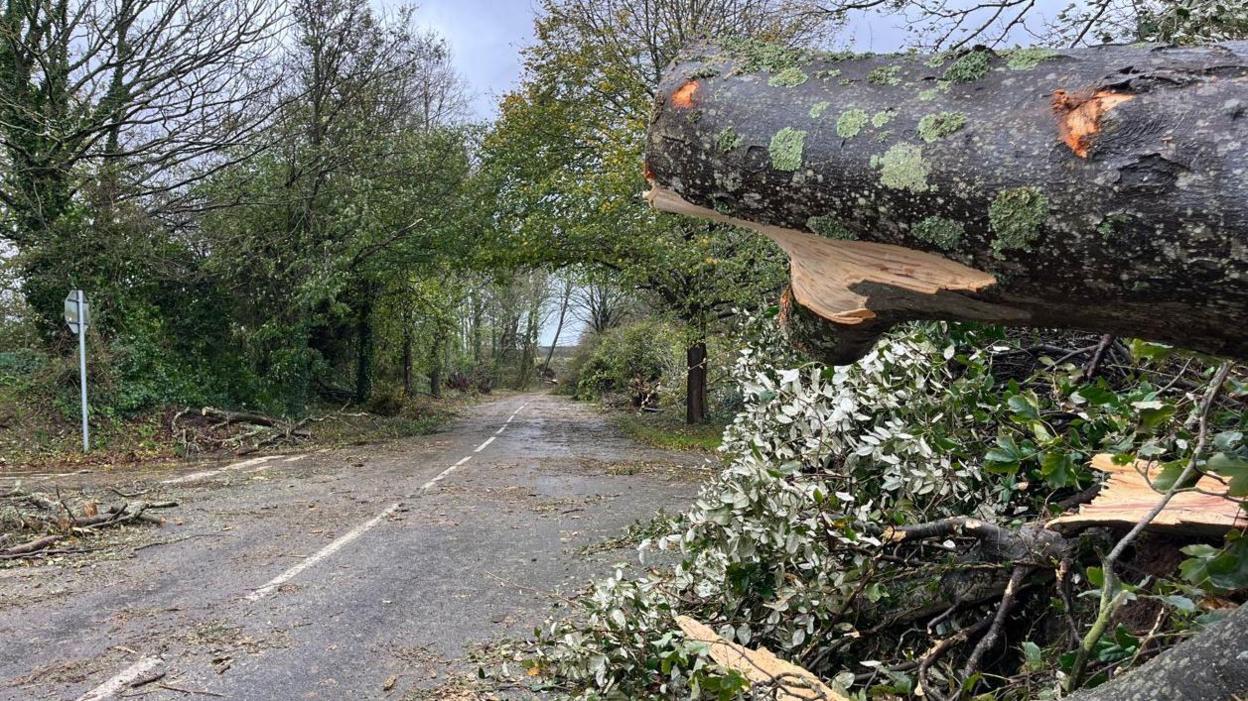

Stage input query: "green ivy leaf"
[
  {"left": 1129, "top": 339, "right": 1174, "bottom": 362},
  {"left": 1152, "top": 460, "right": 1197, "bottom": 491},
  {"left": 1086, "top": 566, "right": 1104, "bottom": 587},
  {"left": 1205, "top": 452, "right": 1248, "bottom": 497},
  {"left": 1007, "top": 392, "right": 1040, "bottom": 420},
  {"left": 1040, "top": 451, "right": 1079, "bottom": 488},
  {"left": 1073, "top": 385, "right": 1117, "bottom": 406},
  {"left": 1132, "top": 400, "right": 1176, "bottom": 430}
]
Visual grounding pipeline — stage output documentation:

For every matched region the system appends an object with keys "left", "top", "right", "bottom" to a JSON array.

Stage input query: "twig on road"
[{"left": 482, "top": 569, "right": 578, "bottom": 606}]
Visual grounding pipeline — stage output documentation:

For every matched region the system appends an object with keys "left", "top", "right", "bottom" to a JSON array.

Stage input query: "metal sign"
[
  {"left": 64, "top": 289, "right": 89, "bottom": 334},
  {"left": 64, "top": 289, "right": 90, "bottom": 451}
]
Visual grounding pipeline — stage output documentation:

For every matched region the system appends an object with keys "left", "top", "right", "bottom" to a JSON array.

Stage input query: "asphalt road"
[{"left": 0, "top": 393, "right": 707, "bottom": 700}]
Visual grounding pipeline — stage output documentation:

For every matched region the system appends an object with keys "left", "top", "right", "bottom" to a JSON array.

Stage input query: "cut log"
[
  {"left": 1048, "top": 453, "right": 1247, "bottom": 534},
  {"left": 645, "top": 41, "right": 1248, "bottom": 364},
  {"left": 674, "top": 615, "right": 849, "bottom": 701}
]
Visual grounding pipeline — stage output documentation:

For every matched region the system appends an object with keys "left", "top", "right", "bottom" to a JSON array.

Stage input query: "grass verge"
[{"left": 614, "top": 410, "right": 725, "bottom": 452}]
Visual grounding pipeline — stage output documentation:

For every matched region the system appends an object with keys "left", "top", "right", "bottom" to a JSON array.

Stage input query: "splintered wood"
[
  {"left": 674, "top": 615, "right": 850, "bottom": 701},
  {"left": 1048, "top": 454, "right": 1247, "bottom": 534},
  {"left": 645, "top": 186, "right": 1006, "bottom": 327}
]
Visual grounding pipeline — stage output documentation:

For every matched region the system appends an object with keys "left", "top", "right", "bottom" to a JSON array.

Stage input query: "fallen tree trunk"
[
  {"left": 645, "top": 41, "right": 1248, "bottom": 364},
  {"left": 1068, "top": 602, "right": 1248, "bottom": 701}
]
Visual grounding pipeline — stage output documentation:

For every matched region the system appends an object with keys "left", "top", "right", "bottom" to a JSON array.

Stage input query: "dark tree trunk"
[
  {"left": 686, "top": 340, "right": 707, "bottom": 424},
  {"left": 544, "top": 280, "right": 573, "bottom": 372},
  {"left": 1069, "top": 603, "right": 1247, "bottom": 701},
  {"left": 429, "top": 330, "right": 444, "bottom": 399},
  {"left": 429, "top": 364, "right": 442, "bottom": 399},
  {"left": 645, "top": 41, "right": 1248, "bottom": 365},
  {"left": 354, "top": 287, "right": 374, "bottom": 403},
  {"left": 402, "top": 323, "right": 413, "bottom": 396}
]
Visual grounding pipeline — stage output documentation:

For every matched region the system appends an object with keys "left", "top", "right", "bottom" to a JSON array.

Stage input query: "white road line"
[
  {"left": 160, "top": 469, "right": 217, "bottom": 485},
  {"left": 245, "top": 502, "right": 402, "bottom": 602},
  {"left": 76, "top": 656, "right": 162, "bottom": 701},
  {"left": 243, "top": 401, "right": 528, "bottom": 602},
  {"left": 162, "top": 455, "right": 283, "bottom": 484},
  {"left": 495, "top": 425, "right": 506, "bottom": 435},
  {"left": 419, "top": 456, "right": 472, "bottom": 490}
]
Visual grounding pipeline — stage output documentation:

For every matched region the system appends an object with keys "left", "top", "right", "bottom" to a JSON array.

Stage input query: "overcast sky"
[
  {"left": 412, "top": 0, "right": 947, "bottom": 121},
  {"left": 415, "top": 0, "right": 539, "bottom": 120}
]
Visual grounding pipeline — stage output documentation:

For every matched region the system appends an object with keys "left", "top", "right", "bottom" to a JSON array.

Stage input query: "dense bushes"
[{"left": 572, "top": 321, "right": 682, "bottom": 407}]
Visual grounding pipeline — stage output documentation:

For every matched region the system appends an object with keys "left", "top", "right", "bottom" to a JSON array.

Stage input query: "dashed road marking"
[
  {"left": 245, "top": 502, "right": 402, "bottom": 601},
  {"left": 245, "top": 398, "right": 528, "bottom": 602},
  {"left": 76, "top": 656, "right": 162, "bottom": 701},
  {"left": 420, "top": 456, "right": 472, "bottom": 490}
]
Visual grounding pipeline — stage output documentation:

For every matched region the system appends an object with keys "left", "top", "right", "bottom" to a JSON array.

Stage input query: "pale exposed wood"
[
  {"left": 674, "top": 614, "right": 850, "bottom": 701},
  {"left": 1047, "top": 454, "right": 1247, "bottom": 534},
  {"left": 647, "top": 186, "right": 1014, "bottom": 327}
]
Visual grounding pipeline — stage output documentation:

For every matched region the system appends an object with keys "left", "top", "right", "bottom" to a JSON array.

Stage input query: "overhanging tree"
[
  {"left": 479, "top": 0, "right": 840, "bottom": 422},
  {"left": 644, "top": 40, "right": 1248, "bottom": 365},
  {"left": 642, "top": 36, "right": 1248, "bottom": 701},
  {"left": 0, "top": 0, "right": 281, "bottom": 335}
]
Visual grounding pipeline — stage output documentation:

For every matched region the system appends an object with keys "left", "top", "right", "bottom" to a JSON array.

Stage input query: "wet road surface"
[{"left": 0, "top": 393, "right": 707, "bottom": 700}]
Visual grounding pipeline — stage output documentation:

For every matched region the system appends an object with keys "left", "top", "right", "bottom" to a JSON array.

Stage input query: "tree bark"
[
  {"left": 1068, "top": 603, "right": 1247, "bottom": 701},
  {"left": 354, "top": 285, "right": 375, "bottom": 403},
  {"left": 686, "top": 340, "right": 708, "bottom": 424},
  {"left": 402, "top": 322, "right": 413, "bottom": 396},
  {"left": 429, "top": 330, "right": 444, "bottom": 399},
  {"left": 544, "top": 279, "right": 573, "bottom": 371},
  {"left": 645, "top": 41, "right": 1248, "bottom": 365}
]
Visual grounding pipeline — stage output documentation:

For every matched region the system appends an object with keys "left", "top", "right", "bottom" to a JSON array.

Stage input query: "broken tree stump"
[{"left": 645, "top": 41, "right": 1248, "bottom": 364}]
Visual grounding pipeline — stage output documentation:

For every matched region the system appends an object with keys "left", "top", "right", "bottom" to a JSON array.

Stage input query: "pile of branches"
[
  {"left": 0, "top": 486, "right": 177, "bottom": 561},
  {"left": 170, "top": 407, "right": 313, "bottom": 456},
  {"left": 527, "top": 320, "right": 1247, "bottom": 700},
  {"left": 171, "top": 406, "right": 380, "bottom": 456}
]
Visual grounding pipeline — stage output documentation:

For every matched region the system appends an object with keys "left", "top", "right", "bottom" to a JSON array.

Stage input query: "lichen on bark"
[
  {"left": 944, "top": 50, "right": 991, "bottom": 83},
  {"left": 912, "top": 217, "right": 965, "bottom": 249},
  {"left": 806, "top": 215, "right": 857, "bottom": 239},
  {"left": 876, "top": 143, "right": 930, "bottom": 192},
  {"left": 989, "top": 186, "right": 1049, "bottom": 258},
  {"left": 769, "top": 66, "right": 809, "bottom": 87},
  {"left": 769, "top": 127, "right": 808, "bottom": 171},
  {"left": 719, "top": 37, "right": 811, "bottom": 73},
  {"left": 871, "top": 110, "right": 894, "bottom": 128},
  {"left": 837, "top": 109, "right": 869, "bottom": 138},
  {"left": 809, "top": 101, "right": 831, "bottom": 119},
  {"left": 1006, "top": 47, "right": 1059, "bottom": 70},
  {"left": 868, "top": 65, "right": 902, "bottom": 85},
  {"left": 918, "top": 112, "right": 967, "bottom": 142},
  {"left": 717, "top": 127, "right": 743, "bottom": 153}
]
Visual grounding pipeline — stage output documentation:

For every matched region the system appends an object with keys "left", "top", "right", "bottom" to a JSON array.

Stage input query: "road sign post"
[{"left": 64, "top": 290, "right": 89, "bottom": 451}]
